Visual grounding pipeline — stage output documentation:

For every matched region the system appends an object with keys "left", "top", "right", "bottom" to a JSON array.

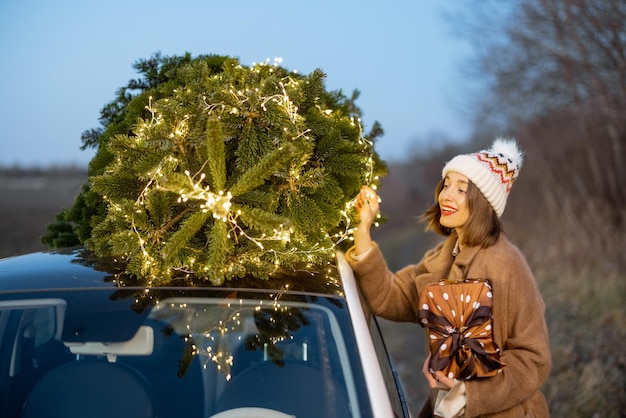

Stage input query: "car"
[{"left": 0, "top": 248, "right": 411, "bottom": 418}]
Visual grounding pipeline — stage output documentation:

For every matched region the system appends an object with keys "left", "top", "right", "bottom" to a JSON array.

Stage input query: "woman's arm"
[
  {"left": 347, "top": 186, "right": 423, "bottom": 321},
  {"left": 347, "top": 243, "right": 421, "bottom": 321}
]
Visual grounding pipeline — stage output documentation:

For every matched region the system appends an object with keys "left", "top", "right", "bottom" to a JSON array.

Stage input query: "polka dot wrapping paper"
[{"left": 418, "top": 279, "right": 505, "bottom": 379}]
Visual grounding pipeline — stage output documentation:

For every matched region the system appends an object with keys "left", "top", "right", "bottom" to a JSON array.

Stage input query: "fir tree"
[{"left": 45, "top": 53, "right": 386, "bottom": 285}]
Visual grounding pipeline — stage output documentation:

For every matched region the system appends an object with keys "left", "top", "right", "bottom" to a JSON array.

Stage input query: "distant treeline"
[{"left": 0, "top": 166, "right": 87, "bottom": 177}]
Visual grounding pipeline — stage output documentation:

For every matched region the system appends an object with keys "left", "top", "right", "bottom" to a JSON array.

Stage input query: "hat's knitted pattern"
[{"left": 442, "top": 139, "right": 523, "bottom": 217}]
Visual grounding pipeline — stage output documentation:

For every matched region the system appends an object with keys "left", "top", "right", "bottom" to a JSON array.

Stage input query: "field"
[{"left": 0, "top": 168, "right": 87, "bottom": 258}]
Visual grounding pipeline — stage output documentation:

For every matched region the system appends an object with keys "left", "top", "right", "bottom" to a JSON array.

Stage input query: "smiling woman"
[
  {"left": 438, "top": 172, "right": 470, "bottom": 231},
  {"left": 427, "top": 174, "right": 502, "bottom": 250},
  {"left": 346, "top": 139, "right": 551, "bottom": 417}
]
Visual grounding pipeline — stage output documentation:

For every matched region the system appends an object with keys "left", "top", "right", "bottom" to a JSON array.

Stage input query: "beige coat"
[{"left": 346, "top": 232, "right": 550, "bottom": 417}]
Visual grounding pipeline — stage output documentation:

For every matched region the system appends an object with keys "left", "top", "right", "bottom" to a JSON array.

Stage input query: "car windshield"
[{"left": 0, "top": 287, "right": 373, "bottom": 418}]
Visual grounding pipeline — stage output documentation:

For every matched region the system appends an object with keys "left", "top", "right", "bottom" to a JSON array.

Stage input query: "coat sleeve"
[
  {"left": 345, "top": 243, "right": 423, "bottom": 322},
  {"left": 464, "top": 248, "right": 551, "bottom": 417}
]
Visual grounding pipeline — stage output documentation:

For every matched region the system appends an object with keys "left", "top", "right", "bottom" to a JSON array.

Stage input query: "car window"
[
  {"left": 0, "top": 291, "right": 374, "bottom": 418},
  {"left": 30, "top": 306, "right": 57, "bottom": 346},
  {"left": 0, "top": 299, "right": 70, "bottom": 417},
  {"left": 0, "top": 299, "right": 66, "bottom": 374}
]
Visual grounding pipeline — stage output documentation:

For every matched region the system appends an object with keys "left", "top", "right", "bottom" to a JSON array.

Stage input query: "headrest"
[{"left": 64, "top": 325, "right": 154, "bottom": 362}]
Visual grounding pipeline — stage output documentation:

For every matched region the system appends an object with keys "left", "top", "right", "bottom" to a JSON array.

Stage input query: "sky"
[{"left": 0, "top": 0, "right": 473, "bottom": 167}]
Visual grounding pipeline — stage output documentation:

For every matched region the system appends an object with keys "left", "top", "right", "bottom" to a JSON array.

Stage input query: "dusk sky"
[{"left": 0, "top": 1, "right": 473, "bottom": 167}]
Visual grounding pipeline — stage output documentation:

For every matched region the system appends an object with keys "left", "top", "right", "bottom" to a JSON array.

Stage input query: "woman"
[{"left": 347, "top": 139, "right": 550, "bottom": 417}]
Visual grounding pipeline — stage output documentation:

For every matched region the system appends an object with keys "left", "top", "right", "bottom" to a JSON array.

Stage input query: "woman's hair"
[{"left": 420, "top": 177, "right": 502, "bottom": 248}]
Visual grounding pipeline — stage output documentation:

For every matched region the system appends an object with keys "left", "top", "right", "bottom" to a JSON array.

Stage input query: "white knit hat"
[{"left": 442, "top": 138, "right": 523, "bottom": 217}]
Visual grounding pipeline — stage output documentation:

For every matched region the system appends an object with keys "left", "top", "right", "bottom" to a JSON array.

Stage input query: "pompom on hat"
[{"left": 442, "top": 138, "right": 523, "bottom": 217}]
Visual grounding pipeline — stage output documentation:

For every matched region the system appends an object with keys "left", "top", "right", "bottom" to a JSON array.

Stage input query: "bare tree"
[
  {"left": 451, "top": 3, "right": 626, "bottom": 414},
  {"left": 456, "top": 0, "right": 626, "bottom": 242}
]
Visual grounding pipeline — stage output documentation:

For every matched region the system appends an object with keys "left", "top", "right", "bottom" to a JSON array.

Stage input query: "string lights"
[{"left": 151, "top": 287, "right": 293, "bottom": 381}]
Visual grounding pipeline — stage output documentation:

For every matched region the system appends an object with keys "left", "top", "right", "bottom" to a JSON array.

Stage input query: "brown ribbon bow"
[{"left": 418, "top": 279, "right": 505, "bottom": 379}]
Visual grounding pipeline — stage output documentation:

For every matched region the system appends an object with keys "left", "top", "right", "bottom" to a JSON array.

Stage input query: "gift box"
[{"left": 418, "top": 279, "right": 505, "bottom": 379}]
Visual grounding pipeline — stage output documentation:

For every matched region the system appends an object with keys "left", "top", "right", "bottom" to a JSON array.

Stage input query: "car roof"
[{"left": 0, "top": 247, "right": 345, "bottom": 297}]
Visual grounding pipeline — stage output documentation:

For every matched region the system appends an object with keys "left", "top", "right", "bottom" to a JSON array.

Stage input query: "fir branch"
[
  {"left": 284, "top": 195, "right": 327, "bottom": 236},
  {"left": 144, "top": 189, "right": 177, "bottom": 228},
  {"left": 234, "top": 189, "right": 279, "bottom": 212},
  {"left": 235, "top": 205, "right": 292, "bottom": 233},
  {"left": 206, "top": 220, "right": 231, "bottom": 284},
  {"left": 206, "top": 117, "right": 226, "bottom": 191},
  {"left": 161, "top": 210, "right": 212, "bottom": 262},
  {"left": 91, "top": 172, "right": 142, "bottom": 201},
  {"left": 229, "top": 143, "right": 297, "bottom": 196}
]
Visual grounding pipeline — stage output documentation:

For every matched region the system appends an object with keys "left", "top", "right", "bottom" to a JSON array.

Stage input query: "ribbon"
[{"left": 418, "top": 279, "right": 505, "bottom": 379}]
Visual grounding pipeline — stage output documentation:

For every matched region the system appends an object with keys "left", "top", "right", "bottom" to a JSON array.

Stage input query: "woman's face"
[{"left": 438, "top": 172, "right": 470, "bottom": 232}]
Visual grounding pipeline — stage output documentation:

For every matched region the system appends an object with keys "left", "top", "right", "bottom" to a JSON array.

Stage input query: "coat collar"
[{"left": 424, "top": 231, "right": 483, "bottom": 281}]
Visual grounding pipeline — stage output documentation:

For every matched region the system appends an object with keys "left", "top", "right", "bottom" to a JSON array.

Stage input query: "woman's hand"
[
  {"left": 353, "top": 186, "right": 379, "bottom": 256},
  {"left": 422, "top": 354, "right": 455, "bottom": 390},
  {"left": 354, "top": 185, "right": 379, "bottom": 227}
]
